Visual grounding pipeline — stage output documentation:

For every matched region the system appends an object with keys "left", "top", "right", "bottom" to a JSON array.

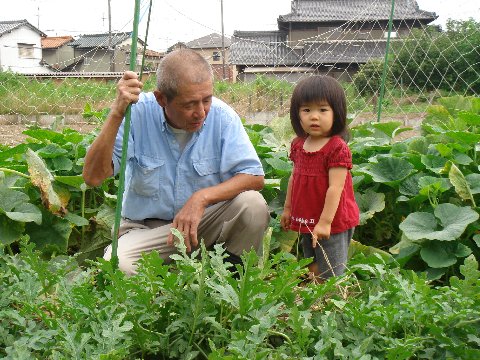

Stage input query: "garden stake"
[{"left": 111, "top": 0, "right": 152, "bottom": 268}]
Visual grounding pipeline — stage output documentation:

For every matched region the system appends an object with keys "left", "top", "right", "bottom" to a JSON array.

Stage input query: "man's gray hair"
[{"left": 156, "top": 49, "right": 214, "bottom": 101}]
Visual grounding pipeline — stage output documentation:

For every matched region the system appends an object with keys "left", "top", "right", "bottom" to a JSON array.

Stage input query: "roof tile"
[
  {"left": 186, "top": 33, "right": 231, "bottom": 49},
  {"left": 70, "top": 32, "right": 133, "bottom": 48},
  {"left": 41, "top": 36, "right": 74, "bottom": 49},
  {"left": 278, "top": 0, "right": 437, "bottom": 23}
]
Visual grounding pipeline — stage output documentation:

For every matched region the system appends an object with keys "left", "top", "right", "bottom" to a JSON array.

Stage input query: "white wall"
[{"left": 0, "top": 25, "right": 52, "bottom": 73}]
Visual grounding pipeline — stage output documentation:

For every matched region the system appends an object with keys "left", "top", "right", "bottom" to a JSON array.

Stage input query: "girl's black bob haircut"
[{"left": 290, "top": 75, "right": 349, "bottom": 141}]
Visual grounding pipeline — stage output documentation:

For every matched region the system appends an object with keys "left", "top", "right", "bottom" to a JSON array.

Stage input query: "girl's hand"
[
  {"left": 312, "top": 220, "right": 331, "bottom": 248},
  {"left": 280, "top": 208, "right": 291, "bottom": 231}
]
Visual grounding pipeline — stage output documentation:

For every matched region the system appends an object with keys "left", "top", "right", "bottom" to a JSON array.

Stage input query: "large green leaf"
[
  {"left": 418, "top": 176, "right": 452, "bottom": 196},
  {"left": 438, "top": 96, "right": 473, "bottom": 114},
  {"left": 348, "top": 240, "right": 393, "bottom": 263},
  {"left": 0, "top": 187, "right": 29, "bottom": 212},
  {"left": 420, "top": 241, "right": 459, "bottom": 268},
  {"left": 52, "top": 156, "right": 73, "bottom": 171},
  {"left": 445, "top": 131, "right": 480, "bottom": 146},
  {"left": 0, "top": 215, "right": 25, "bottom": 245},
  {"left": 465, "top": 173, "right": 480, "bottom": 194},
  {"left": 399, "top": 172, "right": 424, "bottom": 197},
  {"left": 399, "top": 203, "right": 479, "bottom": 241},
  {"left": 453, "top": 152, "right": 473, "bottom": 166},
  {"left": 6, "top": 203, "right": 42, "bottom": 225},
  {"left": 37, "top": 144, "right": 68, "bottom": 158},
  {"left": 361, "top": 157, "right": 414, "bottom": 185},
  {"left": 77, "top": 204, "right": 115, "bottom": 264},
  {"left": 457, "top": 111, "right": 480, "bottom": 126},
  {"left": 64, "top": 212, "right": 89, "bottom": 227},
  {"left": 407, "top": 137, "right": 430, "bottom": 155},
  {"left": 371, "top": 122, "right": 403, "bottom": 138},
  {"left": 265, "top": 157, "right": 292, "bottom": 176},
  {"left": 0, "top": 143, "right": 28, "bottom": 162},
  {"left": 355, "top": 189, "right": 385, "bottom": 225},
  {"left": 449, "top": 163, "right": 475, "bottom": 205},
  {"left": 25, "top": 209, "right": 71, "bottom": 255},
  {"left": 55, "top": 175, "right": 86, "bottom": 189},
  {"left": 23, "top": 128, "right": 67, "bottom": 145},
  {"left": 421, "top": 155, "right": 448, "bottom": 174}
]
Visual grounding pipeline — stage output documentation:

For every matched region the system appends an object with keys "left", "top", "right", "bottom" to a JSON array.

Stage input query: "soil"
[{"left": 0, "top": 122, "right": 98, "bottom": 146}]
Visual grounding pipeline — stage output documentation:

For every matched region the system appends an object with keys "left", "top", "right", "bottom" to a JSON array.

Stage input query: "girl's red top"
[{"left": 289, "top": 135, "right": 360, "bottom": 234}]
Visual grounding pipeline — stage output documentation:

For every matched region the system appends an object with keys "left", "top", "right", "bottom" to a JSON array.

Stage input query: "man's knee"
[
  {"left": 235, "top": 191, "right": 270, "bottom": 228},
  {"left": 103, "top": 244, "right": 137, "bottom": 275}
]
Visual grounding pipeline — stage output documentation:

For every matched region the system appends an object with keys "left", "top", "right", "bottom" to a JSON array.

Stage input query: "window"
[
  {"left": 212, "top": 51, "right": 221, "bottom": 61},
  {"left": 18, "top": 43, "right": 34, "bottom": 58},
  {"left": 384, "top": 31, "right": 397, "bottom": 38}
]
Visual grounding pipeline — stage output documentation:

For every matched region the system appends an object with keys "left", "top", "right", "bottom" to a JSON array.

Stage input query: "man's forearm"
[
  {"left": 82, "top": 110, "right": 123, "bottom": 187},
  {"left": 193, "top": 173, "right": 264, "bottom": 207}
]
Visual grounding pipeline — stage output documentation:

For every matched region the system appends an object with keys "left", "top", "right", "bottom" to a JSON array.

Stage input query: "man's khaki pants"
[{"left": 104, "top": 191, "right": 270, "bottom": 275}]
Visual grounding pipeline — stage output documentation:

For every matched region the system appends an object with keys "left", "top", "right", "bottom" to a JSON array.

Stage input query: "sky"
[{"left": 2, "top": 0, "right": 479, "bottom": 51}]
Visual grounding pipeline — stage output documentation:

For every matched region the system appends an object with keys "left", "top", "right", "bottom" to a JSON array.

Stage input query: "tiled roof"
[
  {"left": 278, "top": 0, "right": 437, "bottom": 23},
  {"left": 122, "top": 45, "right": 164, "bottom": 58},
  {"left": 230, "top": 31, "right": 300, "bottom": 66},
  {"left": 143, "top": 48, "right": 164, "bottom": 57},
  {"left": 41, "top": 36, "right": 73, "bottom": 49},
  {"left": 303, "top": 40, "right": 387, "bottom": 63},
  {"left": 70, "top": 32, "right": 140, "bottom": 48},
  {"left": 0, "top": 19, "right": 46, "bottom": 37},
  {"left": 186, "top": 33, "right": 231, "bottom": 49},
  {"left": 230, "top": 31, "right": 389, "bottom": 65}
]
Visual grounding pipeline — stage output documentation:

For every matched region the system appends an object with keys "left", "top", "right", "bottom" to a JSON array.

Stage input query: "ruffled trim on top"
[{"left": 289, "top": 136, "right": 352, "bottom": 172}]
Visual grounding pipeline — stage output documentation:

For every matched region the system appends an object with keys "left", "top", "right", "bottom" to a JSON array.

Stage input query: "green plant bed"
[{"left": 1, "top": 240, "right": 479, "bottom": 359}]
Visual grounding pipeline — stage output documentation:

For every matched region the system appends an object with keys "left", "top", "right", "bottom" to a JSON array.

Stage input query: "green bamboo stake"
[
  {"left": 111, "top": 0, "right": 142, "bottom": 268},
  {"left": 139, "top": 0, "right": 153, "bottom": 79},
  {"left": 377, "top": 0, "right": 395, "bottom": 123}
]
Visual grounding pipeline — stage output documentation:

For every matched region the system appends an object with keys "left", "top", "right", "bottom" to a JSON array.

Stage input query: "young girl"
[{"left": 281, "top": 76, "right": 359, "bottom": 281}]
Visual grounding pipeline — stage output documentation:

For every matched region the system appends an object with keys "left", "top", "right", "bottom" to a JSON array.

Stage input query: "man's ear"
[{"left": 154, "top": 90, "right": 167, "bottom": 107}]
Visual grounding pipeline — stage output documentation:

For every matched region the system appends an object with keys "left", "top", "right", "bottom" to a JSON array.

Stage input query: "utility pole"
[
  {"left": 220, "top": 0, "right": 226, "bottom": 80},
  {"left": 37, "top": 6, "right": 40, "bottom": 29},
  {"left": 108, "top": 0, "right": 114, "bottom": 72}
]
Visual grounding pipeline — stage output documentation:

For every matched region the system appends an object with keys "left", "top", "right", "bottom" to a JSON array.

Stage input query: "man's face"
[{"left": 156, "top": 80, "right": 213, "bottom": 133}]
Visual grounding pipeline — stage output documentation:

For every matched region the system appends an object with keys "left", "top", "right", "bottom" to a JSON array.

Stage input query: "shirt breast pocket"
[
  {"left": 192, "top": 158, "right": 221, "bottom": 190},
  {"left": 131, "top": 155, "right": 165, "bottom": 198}
]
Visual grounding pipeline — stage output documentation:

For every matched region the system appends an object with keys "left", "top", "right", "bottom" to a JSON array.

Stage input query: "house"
[
  {"left": 0, "top": 19, "right": 52, "bottom": 73},
  {"left": 167, "top": 42, "right": 188, "bottom": 53},
  {"left": 68, "top": 32, "right": 145, "bottom": 72},
  {"left": 121, "top": 45, "right": 164, "bottom": 72},
  {"left": 185, "top": 33, "right": 234, "bottom": 81},
  {"left": 230, "top": 0, "right": 437, "bottom": 82},
  {"left": 41, "top": 36, "right": 75, "bottom": 71}
]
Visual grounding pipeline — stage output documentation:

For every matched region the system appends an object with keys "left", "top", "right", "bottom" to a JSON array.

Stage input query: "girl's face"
[{"left": 298, "top": 100, "right": 334, "bottom": 138}]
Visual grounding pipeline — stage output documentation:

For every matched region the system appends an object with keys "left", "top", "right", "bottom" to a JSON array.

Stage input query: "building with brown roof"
[{"left": 41, "top": 36, "right": 74, "bottom": 71}]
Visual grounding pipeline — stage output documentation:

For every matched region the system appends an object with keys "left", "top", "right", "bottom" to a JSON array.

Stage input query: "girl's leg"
[
  {"left": 313, "top": 228, "right": 354, "bottom": 280},
  {"left": 301, "top": 234, "right": 319, "bottom": 277}
]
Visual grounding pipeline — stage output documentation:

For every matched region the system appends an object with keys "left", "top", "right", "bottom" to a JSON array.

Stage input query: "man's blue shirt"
[{"left": 112, "top": 92, "right": 264, "bottom": 220}]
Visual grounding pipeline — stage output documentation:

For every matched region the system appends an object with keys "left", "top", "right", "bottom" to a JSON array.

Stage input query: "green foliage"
[
  {"left": 0, "top": 127, "right": 115, "bottom": 261},
  {"left": 2, "top": 94, "right": 480, "bottom": 281},
  {"left": 0, "top": 71, "right": 116, "bottom": 115},
  {"left": 352, "top": 58, "right": 389, "bottom": 96},
  {"left": 352, "top": 96, "right": 480, "bottom": 279},
  {"left": 390, "top": 19, "right": 480, "bottom": 94},
  {"left": 1, "top": 241, "right": 479, "bottom": 358}
]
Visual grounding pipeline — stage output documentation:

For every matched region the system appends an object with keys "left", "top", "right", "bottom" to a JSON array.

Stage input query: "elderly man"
[{"left": 83, "top": 49, "right": 269, "bottom": 275}]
